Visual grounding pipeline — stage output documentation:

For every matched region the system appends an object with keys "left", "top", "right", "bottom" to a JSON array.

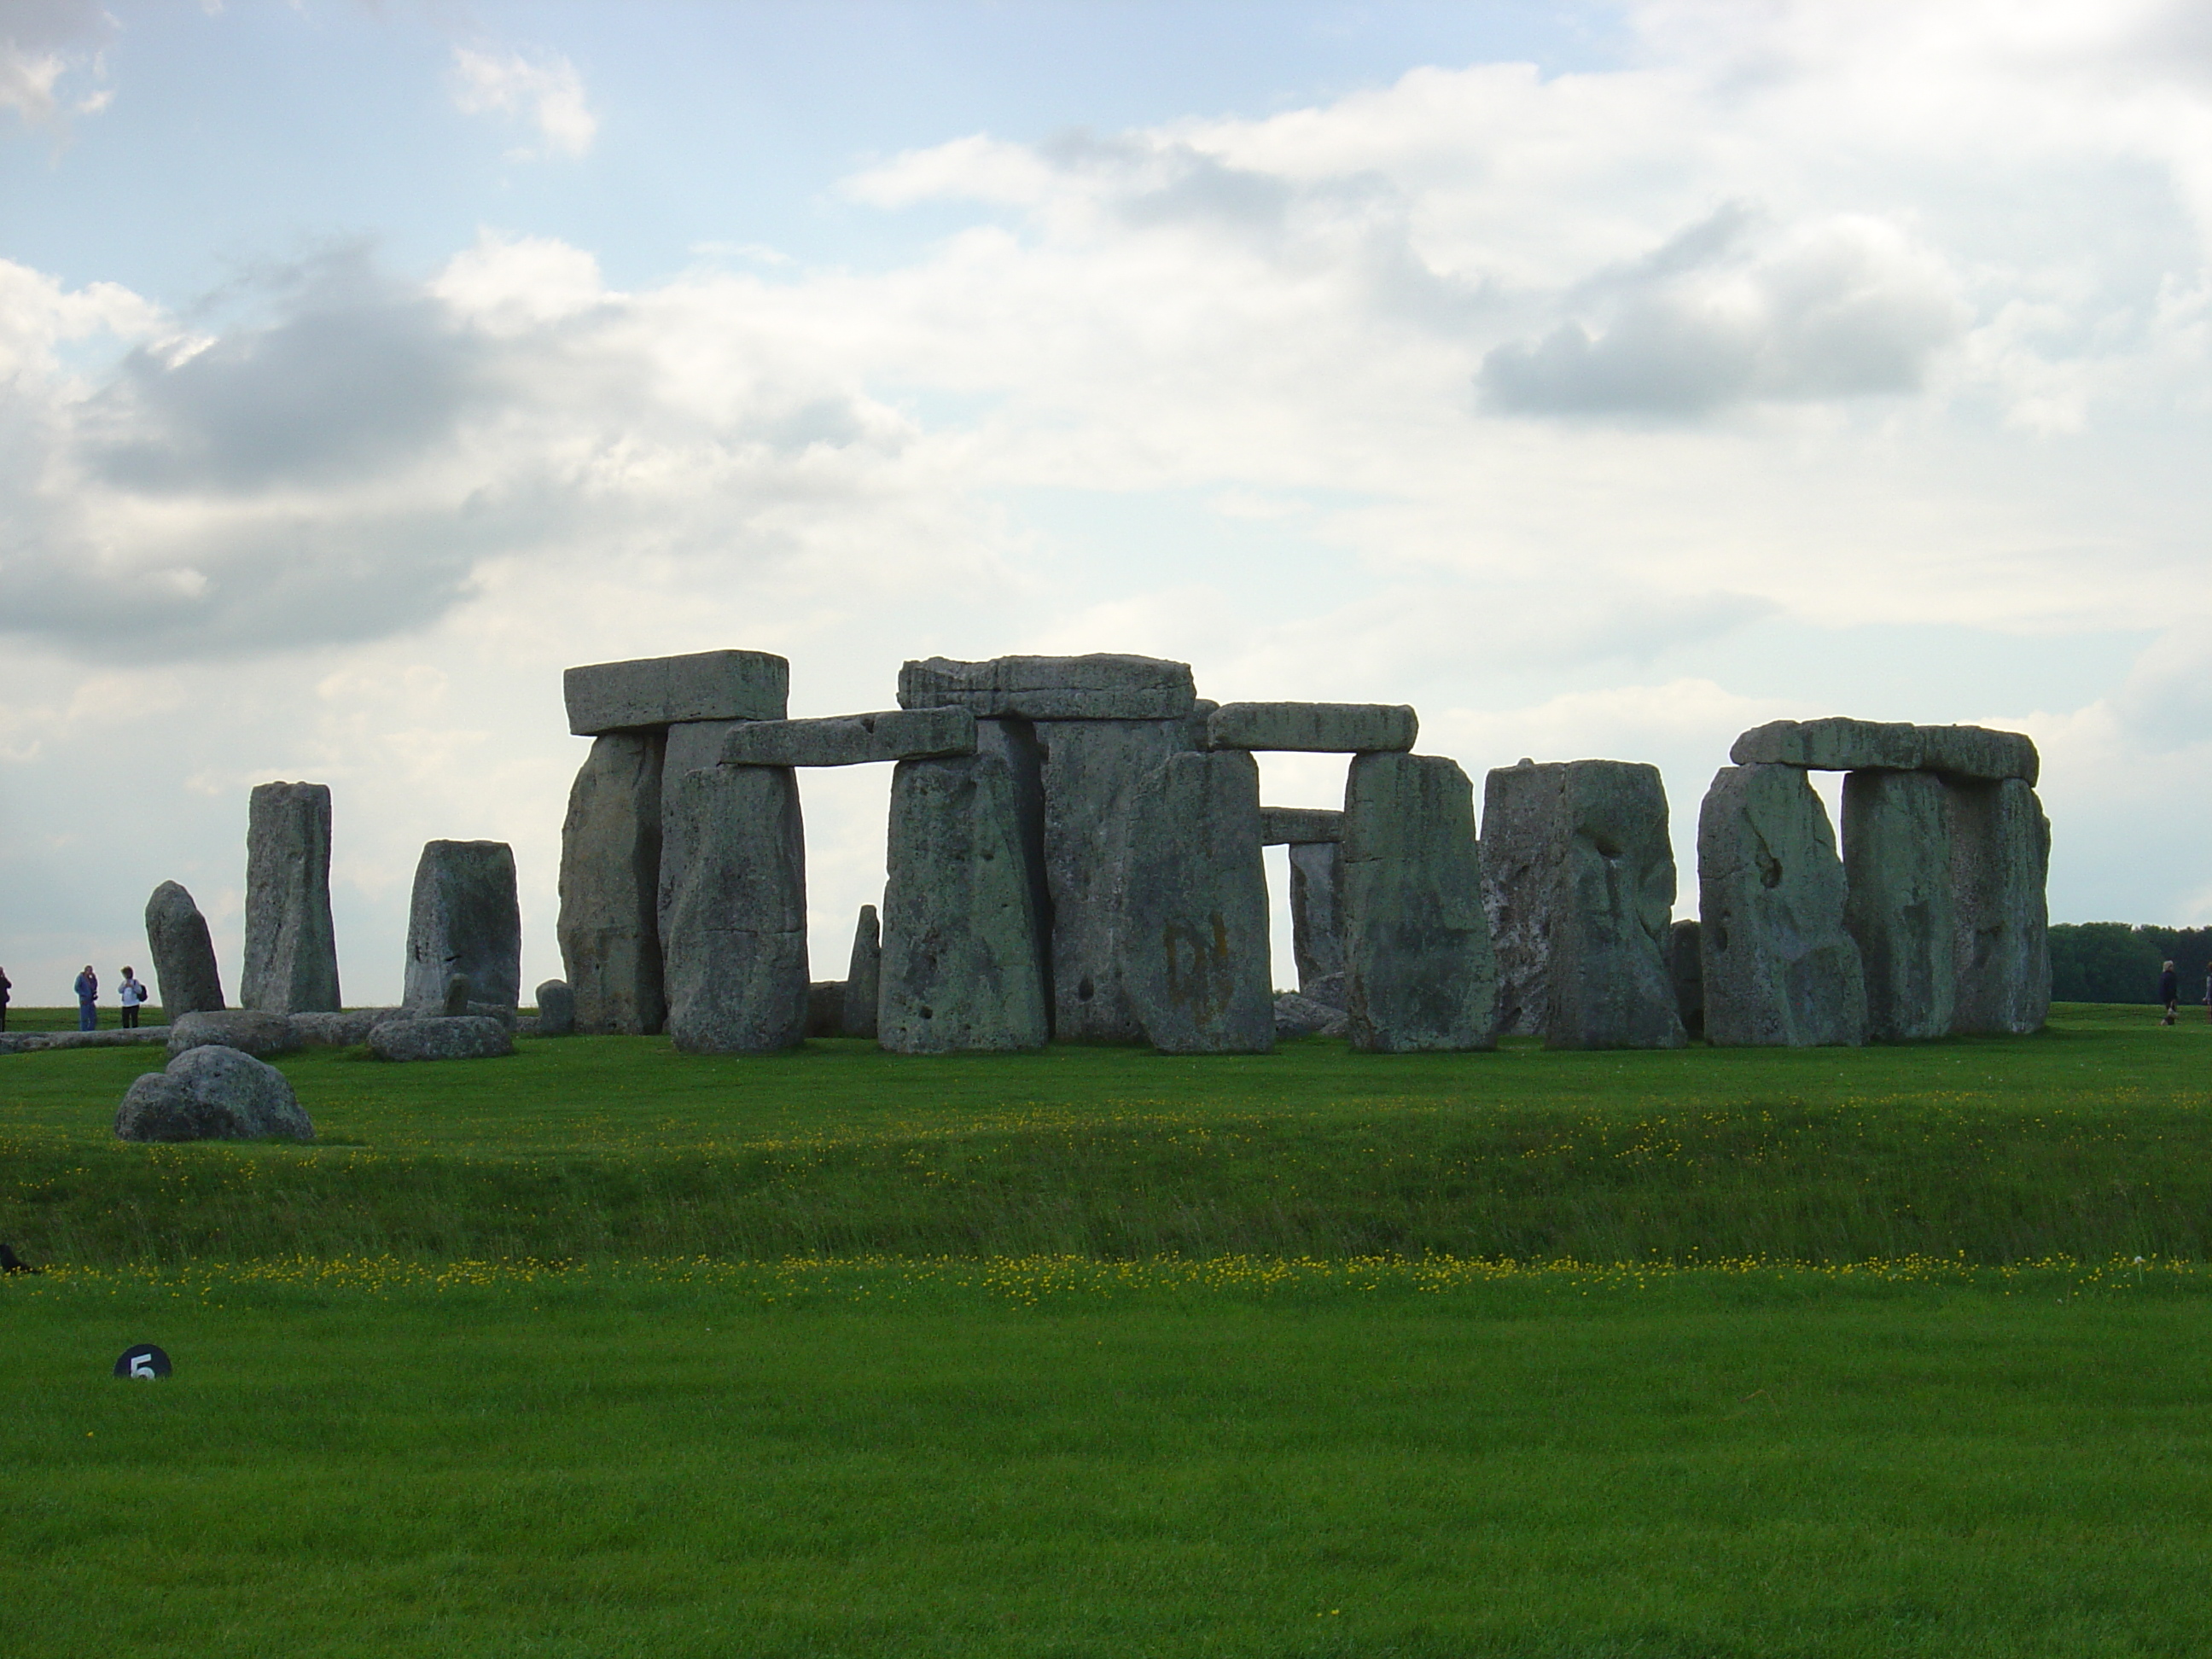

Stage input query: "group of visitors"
[{"left": 0, "top": 965, "right": 148, "bottom": 1033}]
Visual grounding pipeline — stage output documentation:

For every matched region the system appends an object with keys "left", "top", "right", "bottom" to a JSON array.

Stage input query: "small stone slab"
[
  {"left": 116, "top": 1045, "right": 314, "bottom": 1143},
  {"left": 369, "top": 1016, "right": 515, "bottom": 1062},
  {"left": 564, "top": 649, "right": 789, "bottom": 736},
  {"left": 1206, "top": 703, "right": 1417, "bottom": 754},
  {"left": 1729, "top": 718, "right": 2037, "bottom": 783},
  {"left": 899, "top": 655, "right": 1196, "bottom": 720},
  {"left": 719, "top": 708, "right": 977, "bottom": 767},
  {"left": 1259, "top": 807, "right": 1344, "bottom": 845}
]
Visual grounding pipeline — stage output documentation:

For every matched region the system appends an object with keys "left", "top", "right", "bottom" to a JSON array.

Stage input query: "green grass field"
[{"left": 4, "top": 1004, "right": 2210, "bottom": 1656}]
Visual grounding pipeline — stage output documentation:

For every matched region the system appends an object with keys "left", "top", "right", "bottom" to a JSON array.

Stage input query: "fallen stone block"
[
  {"left": 661, "top": 763, "right": 810, "bottom": 1054},
  {"left": 841, "top": 905, "right": 882, "bottom": 1040},
  {"left": 534, "top": 980, "right": 575, "bottom": 1037},
  {"left": 1259, "top": 807, "right": 1343, "bottom": 846},
  {"left": 1947, "top": 777, "right": 2051, "bottom": 1035},
  {"left": 899, "top": 654, "right": 1196, "bottom": 720},
  {"left": 564, "top": 649, "right": 789, "bottom": 736},
  {"left": 720, "top": 708, "right": 977, "bottom": 767},
  {"left": 1120, "top": 750, "right": 1274, "bottom": 1054},
  {"left": 1342, "top": 753, "right": 1498, "bottom": 1052},
  {"left": 290, "top": 1010, "right": 401, "bottom": 1047},
  {"left": 1273, "top": 992, "right": 1348, "bottom": 1040},
  {"left": 116, "top": 1045, "right": 314, "bottom": 1143},
  {"left": 1206, "top": 702, "right": 1417, "bottom": 754},
  {"left": 558, "top": 732, "right": 667, "bottom": 1035},
  {"left": 242, "top": 781, "right": 341, "bottom": 1014},
  {"left": 1842, "top": 769, "right": 1955, "bottom": 1041},
  {"left": 144, "top": 881, "right": 224, "bottom": 1022},
  {"left": 0, "top": 1028, "right": 172, "bottom": 1055},
  {"left": 167, "top": 1010, "right": 303, "bottom": 1060},
  {"left": 368, "top": 1016, "right": 515, "bottom": 1062},
  {"left": 1697, "top": 764, "right": 1866, "bottom": 1047},
  {"left": 404, "top": 841, "right": 521, "bottom": 1014}
]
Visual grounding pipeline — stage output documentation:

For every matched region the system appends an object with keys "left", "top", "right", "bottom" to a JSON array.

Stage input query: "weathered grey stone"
[
  {"left": 1697, "top": 764, "right": 1867, "bottom": 1047},
  {"left": 974, "top": 719, "right": 1053, "bottom": 1025},
  {"left": 0, "top": 1028, "right": 171, "bottom": 1055},
  {"left": 662, "top": 764, "right": 809, "bottom": 1054},
  {"left": 1730, "top": 718, "right": 1924, "bottom": 772},
  {"left": 899, "top": 654, "right": 1196, "bottom": 720},
  {"left": 1918, "top": 725, "right": 2040, "bottom": 786},
  {"left": 116, "top": 1045, "right": 314, "bottom": 1143},
  {"left": 440, "top": 974, "right": 472, "bottom": 1016},
  {"left": 242, "top": 782, "right": 341, "bottom": 1014},
  {"left": 368, "top": 1016, "right": 514, "bottom": 1062},
  {"left": 534, "top": 980, "right": 574, "bottom": 1037},
  {"left": 564, "top": 649, "right": 789, "bottom": 736},
  {"left": 879, "top": 754, "right": 1051, "bottom": 1053},
  {"left": 1119, "top": 750, "right": 1274, "bottom": 1054},
  {"left": 166, "top": 1010, "right": 302, "bottom": 1060},
  {"left": 1274, "top": 992, "right": 1349, "bottom": 1040},
  {"left": 144, "top": 882, "right": 224, "bottom": 1021},
  {"left": 291, "top": 1009, "right": 399, "bottom": 1047},
  {"left": 1288, "top": 841, "right": 1345, "bottom": 991},
  {"left": 657, "top": 719, "right": 746, "bottom": 951},
  {"left": 403, "top": 841, "right": 521, "bottom": 1013},
  {"left": 1479, "top": 760, "right": 1684, "bottom": 1051},
  {"left": 557, "top": 732, "right": 667, "bottom": 1035},
  {"left": 1038, "top": 717, "right": 1206, "bottom": 1040},
  {"left": 1301, "top": 971, "right": 1346, "bottom": 1011},
  {"left": 1842, "top": 770, "right": 1955, "bottom": 1041},
  {"left": 1260, "top": 807, "right": 1343, "bottom": 846},
  {"left": 720, "top": 708, "right": 976, "bottom": 767},
  {"left": 1206, "top": 702, "right": 1417, "bottom": 754},
  {"left": 1341, "top": 754, "right": 1498, "bottom": 1052},
  {"left": 1670, "top": 919, "right": 1703, "bottom": 1042},
  {"left": 841, "top": 905, "right": 881, "bottom": 1040},
  {"left": 806, "top": 981, "right": 847, "bottom": 1039},
  {"left": 1947, "top": 777, "right": 2051, "bottom": 1035}
]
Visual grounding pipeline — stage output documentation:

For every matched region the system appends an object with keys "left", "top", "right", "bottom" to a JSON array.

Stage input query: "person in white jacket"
[{"left": 117, "top": 966, "right": 148, "bottom": 1030}]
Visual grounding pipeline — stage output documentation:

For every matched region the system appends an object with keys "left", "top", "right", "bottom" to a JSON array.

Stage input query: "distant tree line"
[{"left": 2049, "top": 923, "right": 2212, "bottom": 1004}]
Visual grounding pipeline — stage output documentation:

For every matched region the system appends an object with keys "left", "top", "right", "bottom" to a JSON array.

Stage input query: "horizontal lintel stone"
[
  {"left": 719, "top": 708, "right": 977, "bottom": 767},
  {"left": 1207, "top": 702, "right": 1417, "bottom": 754},
  {"left": 1728, "top": 718, "right": 2037, "bottom": 783},
  {"left": 897, "top": 654, "right": 1196, "bottom": 720},
  {"left": 565, "top": 650, "right": 789, "bottom": 736},
  {"left": 1260, "top": 806, "right": 1345, "bottom": 845}
]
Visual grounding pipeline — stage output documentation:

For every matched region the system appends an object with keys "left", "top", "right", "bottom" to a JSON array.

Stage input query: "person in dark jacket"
[
  {"left": 0, "top": 966, "right": 10, "bottom": 1033},
  {"left": 74, "top": 965, "right": 97, "bottom": 1032},
  {"left": 2159, "top": 960, "right": 2179, "bottom": 1026}
]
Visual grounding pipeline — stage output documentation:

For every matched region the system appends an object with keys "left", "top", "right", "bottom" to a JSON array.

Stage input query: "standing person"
[
  {"left": 0, "top": 965, "right": 10, "bottom": 1033},
  {"left": 2158, "top": 959, "right": 2179, "bottom": 1026},
  {"left": 73, "top": 964, "right": 98, "bottom": 1032},
  {"left": 116, "top": 967, "right": 147, "bottom": 1030}
]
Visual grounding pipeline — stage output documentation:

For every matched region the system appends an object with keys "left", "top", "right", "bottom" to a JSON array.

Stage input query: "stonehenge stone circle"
[
  {"left": 1481, "top": 760, "right": 1684, "bottom": 1050},
  {"left": 720, "top": 708, "right": 976, "bottom": 767},
  {"left": 1119, "top": 749, "right": 1274, "bottom": 1054},
  {"left": 1287, "top": 841, "right": 1345, "bottom": 992},
  {"left": 1341, "top": 753, "right": 1498, "bottom": 1052},
  {"left": 557, "top": 732, "right": 667, "bottom": 1035},
  {"left": 899, "top": 654, "right": 1197, "bottom": 721},
  {"left": 661, "top": 762, "right": 809, "bottom": 1053},
  {"left": 1697, "top": 764, "right": 1867, "bottom": 1047},
  {"left": 404, "top": 841, "right": 521, "bottom": 1014},
  {"left": 1260, "top": 807, "right": 1343, "bottom": 845},
  {"left": 242, "top": 781, "right": 341, "bottom": 1014},
  {"left": 1204, "top": 702, "right": 1417, "bottom": 754},
  {"left": 841, "top": 904, "right": 882, "bottom": 1040},
  {"left": 879, "top": 753, "right": 1051, "bottom": 1053},
  {"left": 116, "top": 1045, "right": 314, "bottom": 1143},
  {"left": 144, "top": 880, "right": 224, "bottom": 1021},
  {"left": 1842, "top": 769, "right": 1956, "bottom": 1041},
  {"left": 1946, "top": 777, "right": 2051, "bottom": 1036},
  {"left": 565, "top": 649, "right": 789, "bottom": 735},
  {"left": 534, "top": 979, "right": 575, "bottom": 1037}
]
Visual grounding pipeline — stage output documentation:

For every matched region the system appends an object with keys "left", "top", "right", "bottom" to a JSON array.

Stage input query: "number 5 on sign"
[{"left": 112, "top": 1344, "right": 172, "bottom": 1380}]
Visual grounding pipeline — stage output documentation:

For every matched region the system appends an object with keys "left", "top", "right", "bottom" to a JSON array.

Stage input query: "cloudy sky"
[{"left": 4, "top": 0, "right": 2209, "bottom": 1007}]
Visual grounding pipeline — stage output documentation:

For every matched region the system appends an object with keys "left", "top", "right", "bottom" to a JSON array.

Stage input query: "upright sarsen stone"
[
  {"left": 1697, "top": 764, "right": 1866, "bottom": 1047},
  {"left": 662, "top": 764, "right": 809, "bottom": 1053},
  {"left": 1287, "top": 841, "right": 1345, "bottom": 992},
  {"left": 1341, "top": 753, "right": 1497, "bottom": 1052},
  {"left": 1480, "top": 761, "right": 1559, "bottom": 1039},
  {"left": 144, "top": 881, "right": 224, "bottom": 1021},
  {"left": 1842, "top": 769, "right": 1955, "bottom": 1041},
  {"left": 1670, "top": 918, "right": 1703, "bottom": 1040},
  {"left": 242, "top": 782, "right": 341, "bottom": 1014},
  {"left": 841, "top": 904, "right": 882, "bottom": 1040},
  {"left": 404, "top": 841, "right": 522, "bottom": 1013},
  {"left": 1119, "top": 750, "right": 1274, "bottom": 1054},
  {"left": 557, "top": 732, "right": 667, "bottom": 1035},
  {"left": 1947, "top": 777, "right": 2051, "bottom": 1035},
  {"left": 658, "top": 719, "right": 746, "bottom": 950},
  {"left": 879, "top": 754, "right": 1050, "bottom": 1053}
]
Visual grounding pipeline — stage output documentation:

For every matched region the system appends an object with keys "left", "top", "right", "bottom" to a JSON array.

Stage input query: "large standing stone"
[
  {"left": 662, "top": 764, "right": 809, "bottom": 1054},
  {"left": 1036, "top": 717, "right": 1206, "bottom": 1041},
  {"left": 116, "top": 1044, "right": 315, "bottom": 1143},
  {"left": 1205, "top": 703, "right": 1417, "bottom": 754},
  {"left": 1842, "top": 769, "right": 1955, "bottom": 1041},
  {"left": 899, "top": 654, "right": 1196, "bottom": 720},
  {"left": 1697, "top": 764, "right": 1866, "bottom": 1047},
  {"left": 975, "top": 717, "right": 1054, "bottom": 1024},
  {"left": 1480, "top": 760, "right": 1684, "bottom": 1050},
  {"left": 841, "top": 904, "right": 882, "bottom": 1040},
  {"left": 143, "top": 881, "right": 224, "bottom": 1021},
  {"left": 1670, "top": 918, "right": 1703, "bottom": 1040},
  {"left": 1287, "top": 841, "right": 1345, "bottom": 991},
  {"left": 557, "top": 732, "right": 666, "bottom": 1035},
  {"left": 1119, "top": 750, "right": 1274, "bottom": 1054},
  {"left": 657, "top": 719, "right": 746, "bottom": 950},
  {"left": 879, "top": 754, "right": 1051, "bottom": 1053},
  {"left": 564, "top": 649, "right": 789, "bottom": 735},
  {"left": 1946, "top": 777, "right": 2051, "bottom": 1035},
  {"left": 403, "top": 841, "right": 521, "bottom": 1013},
  {"left": 1341, "top": 754, "right": 1497, "bottom": 1052},
  {"left": 241, "top": 782, "right": 341, "bottom": 1014},
  {"left": 534, "top": 980, "right": 575, "bottom": 1037}
]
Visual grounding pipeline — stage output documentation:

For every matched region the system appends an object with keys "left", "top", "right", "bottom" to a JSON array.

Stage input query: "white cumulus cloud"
[{"left": 451, "top": 46, "right": 597, "bottom": 160}]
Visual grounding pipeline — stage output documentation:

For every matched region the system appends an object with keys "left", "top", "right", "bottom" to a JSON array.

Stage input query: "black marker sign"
[{"left": 113, "top": 1344, "right": 172, "bottom": 1380}]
